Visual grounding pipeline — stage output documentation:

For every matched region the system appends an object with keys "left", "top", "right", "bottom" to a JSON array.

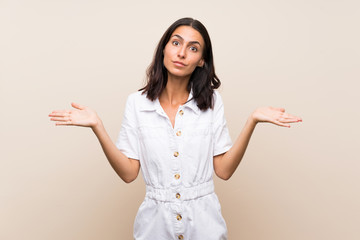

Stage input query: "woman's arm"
[
  {"left": 213, "top": 107, "right": 302, "bottom": 180},
  {"left": 49, "top": 103, "right": 140, "bottom": 183}
]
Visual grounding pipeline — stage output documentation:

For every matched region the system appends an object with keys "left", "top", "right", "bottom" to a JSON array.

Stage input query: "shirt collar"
[
  {"left": 182, "top": 90, "right": 201, "bottom": 115},
  {"left": 138, "top": 91, "right": 158, "bottom": 112}
]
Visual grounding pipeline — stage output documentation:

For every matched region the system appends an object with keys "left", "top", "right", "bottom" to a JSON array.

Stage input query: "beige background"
[{"left": 1, "top": 0, "right": 359, "bottom": 239}]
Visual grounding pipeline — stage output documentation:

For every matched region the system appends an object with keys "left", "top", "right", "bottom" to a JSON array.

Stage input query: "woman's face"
[{"left": 163, "top": 25, "right": 205, "bottom": 79}]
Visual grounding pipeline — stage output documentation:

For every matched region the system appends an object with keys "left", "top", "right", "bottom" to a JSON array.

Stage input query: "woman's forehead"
[{"left": 171, "top": 26, "right": 204, "bottom": 45}]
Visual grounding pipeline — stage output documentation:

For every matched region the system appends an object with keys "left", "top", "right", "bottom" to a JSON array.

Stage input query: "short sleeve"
[
  {"left": 115, "top": 94, "right": 140, "bottom": 160},
  {"left": 213, "top": 91, "right": 232, "bottom": 156}
]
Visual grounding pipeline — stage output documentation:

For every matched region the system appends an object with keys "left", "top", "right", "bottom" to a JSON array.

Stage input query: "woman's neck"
[{"left": 160, "top": 75, "right": 190, "bottom": 107}]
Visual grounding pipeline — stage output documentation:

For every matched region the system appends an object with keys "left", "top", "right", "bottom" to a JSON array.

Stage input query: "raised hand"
[
  {"left": 48, "top": 102, "right": 100, "bottom": 128},
  {"left": 251, "top": 106, "right": 302, "bottom": 128}
]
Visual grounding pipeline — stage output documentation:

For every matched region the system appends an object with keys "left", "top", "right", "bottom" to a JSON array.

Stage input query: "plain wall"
[{"left": 1, "top": 0, "right": 359, "bottom": 239}]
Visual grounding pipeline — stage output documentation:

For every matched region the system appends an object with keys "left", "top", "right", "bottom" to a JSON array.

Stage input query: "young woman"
[{"left": 49, "top": 18, "right": 302, "bottom": 240}]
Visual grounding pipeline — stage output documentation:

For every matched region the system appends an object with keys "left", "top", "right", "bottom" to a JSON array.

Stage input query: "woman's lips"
[{"left": 173, "top": 61, "right": 186, "bottom": 67}]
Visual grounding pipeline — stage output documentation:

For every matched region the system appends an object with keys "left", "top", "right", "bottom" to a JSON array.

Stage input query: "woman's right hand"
[{"left": 49, "top": 102, "right": 100, "bottom": 128}]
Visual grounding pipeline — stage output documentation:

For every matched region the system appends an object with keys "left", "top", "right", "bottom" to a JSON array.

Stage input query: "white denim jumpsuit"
[{"left": 116, "top": 90, "right": 232, "bottom": 240}]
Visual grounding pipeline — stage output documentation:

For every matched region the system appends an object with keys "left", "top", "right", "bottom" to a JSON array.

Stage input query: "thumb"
[
  {"left": 274, "top": 107, "right": 285, "bottom": 112},
  {"left": 71, "top": 102, "right": 85, "bottom": 110}
]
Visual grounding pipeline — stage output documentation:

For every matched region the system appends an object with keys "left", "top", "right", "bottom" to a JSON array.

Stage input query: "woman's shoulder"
[
  {"left": 213, "top": 90, "right": 221, "bottom": 98},
  {"left": 126, "top": 90, "right": 149, "bottom": 102},
  {"left": 126, "top": 90, "right": 155, "bottom": 110},
  {"left": 127, "top": 90, "right": 144, "bottom": 98},
  {"left": 212, "top": 90, "right": 224, "bottom": 107}
]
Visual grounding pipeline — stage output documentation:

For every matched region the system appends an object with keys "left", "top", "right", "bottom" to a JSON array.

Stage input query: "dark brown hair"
[{"left": 140, "top": 17, "right": 221, "bottom": 110}]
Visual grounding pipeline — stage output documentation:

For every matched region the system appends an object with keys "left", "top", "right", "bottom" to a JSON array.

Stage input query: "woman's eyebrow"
[{"left": 172, "top": 34, "right": 201, "bottom": 46}]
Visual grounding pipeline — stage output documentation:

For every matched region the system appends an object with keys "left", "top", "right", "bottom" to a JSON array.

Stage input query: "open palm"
[
  {"left": 49, "top": 103, "right": 99, "bottom": 127},
  {"left": 252, "top": 106, "right": 302, "bottom": 127}
]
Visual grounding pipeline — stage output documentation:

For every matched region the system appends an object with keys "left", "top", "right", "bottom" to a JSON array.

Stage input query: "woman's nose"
[{"left": 177, "top": 46, "right": 186, "bottom": 58}]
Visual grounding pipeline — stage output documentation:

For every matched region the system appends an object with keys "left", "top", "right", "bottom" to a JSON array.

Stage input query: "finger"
[
  {"left": 273, "top": 107, "right": 285, "bottom": 112},
  {"left": 266, "top": 117, "right": 290, "bottom": 127},
  {"left": 55, "top": 120, "right": 73, "bottom": 126},
  {"left": 50, "top": 117, "right": 71, "bottom": 122},
  {"left": 71, "top": 102, "right": 85, "bottom": 110},
  {"left": 278, "top": 111, "right": 301, "bottom": 120},
  {"left": 273, "top": 120, "right": 291, "bottom": 128},
  {"left": 48, "top": 113, "right": 70, "bottom": 118},
  {"left": 48, "top": 110, "right": 70, "bottom": 117},
  {"left": 278, "top": 118, "right": 301, "bottom": 123},
  {"left": 281, "top": 114, "right": 302, "bottom": 122}
]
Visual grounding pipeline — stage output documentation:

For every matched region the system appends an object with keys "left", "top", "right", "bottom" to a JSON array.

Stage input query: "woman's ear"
[{"left": 198, "top": 59, "right": 204, "bottom": 68}]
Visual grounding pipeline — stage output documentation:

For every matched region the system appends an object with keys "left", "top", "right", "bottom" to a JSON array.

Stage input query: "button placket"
[
  {"left": 172, "top": 108, "right": 185, "bottom": 238},
  {"left": 174, "top": 124, "right": 182, "bottom": 181},
  {"left": 172, "top": 108, "right": 183, "bottom": 185}
]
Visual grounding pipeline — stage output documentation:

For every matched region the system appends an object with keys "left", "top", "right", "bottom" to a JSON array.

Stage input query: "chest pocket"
[
  {"left": 184, "top": 122, "right": 212, "bottom": 137},
  {"left": 183, "top": 122, "right": 213, "bottom": 150},
  {"left": 186, "top": 125, "right": 211, "bottom": 137}
]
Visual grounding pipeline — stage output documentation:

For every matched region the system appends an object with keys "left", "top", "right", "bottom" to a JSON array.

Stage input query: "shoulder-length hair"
[{"left": 139, "top": 17, "right": 221, "bottom": 111}]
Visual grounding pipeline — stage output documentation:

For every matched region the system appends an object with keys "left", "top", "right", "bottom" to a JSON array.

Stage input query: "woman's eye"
[
  {"left": 172, "top": 41, "right": 180, "bottom": 46},
  {"left": 190, "top": 46, "right": 198, "bottom": 52}
]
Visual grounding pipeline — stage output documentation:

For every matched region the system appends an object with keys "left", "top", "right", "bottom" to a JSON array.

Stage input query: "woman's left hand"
[{"left": 251, "top": 107, "right": 302, "bottom": 128}]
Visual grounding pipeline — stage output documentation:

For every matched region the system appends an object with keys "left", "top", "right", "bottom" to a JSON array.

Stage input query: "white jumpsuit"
[{"left": 116, "top": 90, "right": 232, "bottom": 240}]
